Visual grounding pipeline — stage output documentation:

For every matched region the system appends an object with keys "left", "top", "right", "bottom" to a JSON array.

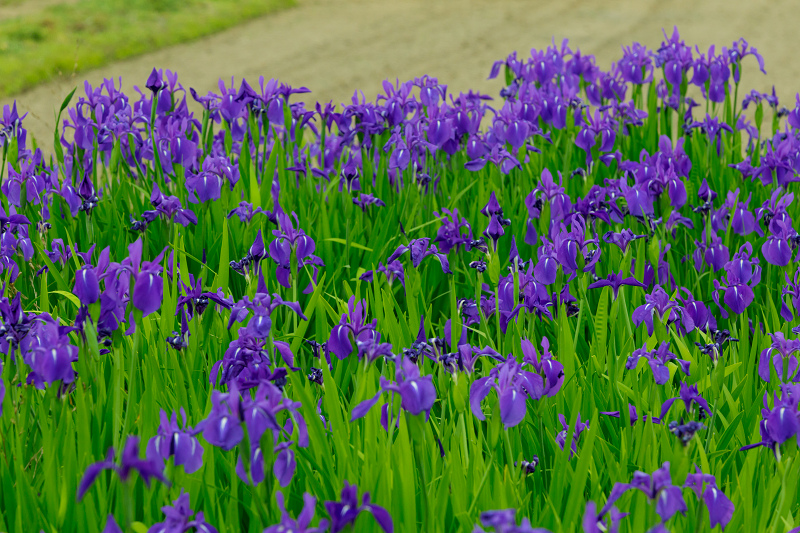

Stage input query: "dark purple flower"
[
  {"left": 353, "top": 193, "right": 385, "bottom": 212},
  {"left": 668, "top": 420, "right": 706, "bottom": 446},
  {"left": 555, "top": 413, "right": 589, "bottom": 459},
  {"left": 473, "top": 508, "right": 552, "bottom": 533},
  {"left": 73, "top": 265, "right": 100, "bottom": 306},
  {"left": 582, "top": 500, "right": 627, "bottom": 533},
  {"left": 661, "top": 381, "right": 712, "bottom": 420},
  {"left": 227, "top": 201, "right": 270, "bottom": 224},
  {"left": 631, "top": 287, "right": 677, "bottom": 336},
  {"left": 146, "top": 408, "right": 204, "bottom": 475},
  {"left": 741, "top": 385, "right": 800, "bottom": 457},
  {"left": 712, "top": 243, "right": 761, "bottom": 318},
  {"left": 603, "top": 462, "right": 687, "bottom": 522},
  {"left": 264, "top": 492, "right": 328, "bottom": 533},
  {"left": 603, "top": 229, "right": 644, "bottom": 254},
  {"left": 599, "top": 403, "right": 663, "bottom": 426},
  {"left": 762, "top": 218, "right": 796, "bottom": 267},
  {"left": 77, "top": 436, "right": 169, "bottom": 501},
  {"left": 148, "top": 491, "right": 218, "bottom": 533},
  {"left": 470, "top": 354, "right": 543, "bottom": 428},
  {"left": 758, "top": 332, "right": 800, "bottom": 383},
  {"left": 99, "top": 515, "right": 123, "bottom": 533},
  {"left": 387, "top": 238, "right": 451, "bottom": 275},
  {"left": 128, "top": 238, "right": 167, "bottom": 318},
  {"left": 328, "top": 297, "right": 377, "bottom": 360},
  {"left": 324, "top": 481, "right": 393, "bottom": 533},
  {"left": 520, "top": 337, "right": 563, "bottom": 397},
  {"left": 626, "top": 341, "right": 690, "bottom": 385},
  {"left": 588, "top": 270, "right": 645, "bottom": 300},
  {"left": 433, "top": 208, "right": 473, "bottom": 254},
  {"left": 351, "top": 355, "right": 436, "bottom": 424},
  {"left": 683, "top": 466, "right": 734, "bottom": 531}
]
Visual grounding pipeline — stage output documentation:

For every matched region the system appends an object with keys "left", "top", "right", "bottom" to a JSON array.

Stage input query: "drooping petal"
[{"left": 498, "top": 387, "right": 527, "bottom": 428}]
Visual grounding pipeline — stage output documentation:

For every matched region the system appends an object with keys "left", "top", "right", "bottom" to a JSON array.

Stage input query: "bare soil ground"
[{"left": 2, "top": 0, "right": 797, "bottom": 146}]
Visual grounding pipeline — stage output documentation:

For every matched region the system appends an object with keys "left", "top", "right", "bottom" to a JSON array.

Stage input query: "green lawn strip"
[{"left": 0, "top": 0, "right": 295, "bottom": 98}]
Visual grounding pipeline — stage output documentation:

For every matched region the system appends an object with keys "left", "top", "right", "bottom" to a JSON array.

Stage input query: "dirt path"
[{"left": 3, "top": 0, "right": 797, "bottom": 147}]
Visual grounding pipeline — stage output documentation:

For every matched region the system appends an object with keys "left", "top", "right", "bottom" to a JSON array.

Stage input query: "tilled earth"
[{"left": 2, "top": 0, "right": 797, "bottom": 146}]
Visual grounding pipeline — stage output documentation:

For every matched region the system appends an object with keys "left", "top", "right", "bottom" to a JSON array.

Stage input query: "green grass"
[{"left": 0, "top": 0, "right": 295, "bottom": 98}]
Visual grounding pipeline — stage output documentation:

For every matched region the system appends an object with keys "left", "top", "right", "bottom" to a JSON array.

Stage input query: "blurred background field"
[
  {"left": 0, "top": 0, "right": 293, "bottom": 96},
  {"left": 1, "top": 0, "right": 799, "bottom": 147}
]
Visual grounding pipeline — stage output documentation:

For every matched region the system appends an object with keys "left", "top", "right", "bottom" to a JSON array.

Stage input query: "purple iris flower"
[
  {"left": 761, "top": 218, "right": 797, "bottom": 266},
  {"left": 603, "top": 229, "right": 644, "bottom": 254},
  {"left": 328, "top": 297, "right": 377, "bottom": 360},
  {"left": 227, "top": 201, "right": 270, "bottom": 224},
  {"left": 324, "top": 481, "right": 393, "bottom": 533},
  {"left": 483, "top": 215, "right": 506, "bottom": 251},
  {"left": 127, "top": 238, "right": 167, "bottom": 318},
  {"left": 148, "top": 491, "right": 218, "bottom": 533},
  {"left": 690, "top": 114, "right": 734, "bottom": 156},
  {"left": 264, "top": 492, "right": 328, "bottom": 533},
  {"left": 555, "top": 413, "right": 589, "bottom": 459},
  {"left": 780, "top": 271, "right": 800, "bottom": 321},
  {"left": 146, "top": 408, "right": 204, "bottom": 475},
  {"left": 533, "top": 237, "right": 559, "bottom": 285},
  {"left": 148, "top": 184, "right": 198, "bottom": 227},
  {"left": 741, "top": 385, "right": 800, "bottom": 457},
  {"left": 600, "top": 403, "right": 663, "bottom": 425},
  {"left": 102, "top": 516, "right": 123, "bottom": 533},
  {"left": 660, "top": 382, "right": 712, "bottom": 420},
  {"left": 626, "top": 341, "right": 690, "bottom": 385},
  {"left": 360, "top": 261, "right": 406, "bottom": 289},
  {"left": 353, "top": 193, "right": 385, "bottom": 212},
  {"left": 665, "top": 210, "right": 693, "bottom": 238},
  {"left": 631, "top": 286, "right": 678, "bottom": 336},
  {"left": 464, "top": 144, "right": 521, "bottom": 175},
  {"left": 73, "top": 265, "right": 100, "bottom": 306},
  {"left": 176, "top": 274, "right": 232, "bottom": 320},
  {"left": 683, "top": 466, "right": 734, "bottom": 531},
  {"left": 351, "top": 355, "right": 436, "bottom": 428},
  {"left": 433, "top": 208, "right": 473, "bottom": 254},
  {"left": 520, "top": 337, "right": 564, "bottom": 397},
  {"left": 729, "top": 191, "right": 762, "bottom": 237},
  {"left": 756, "top": 189, "right": 793, "bottom": 234},
  {"left": 470, "top": 354, "right": 543, "bottom": 428},
  {"left": 712, "top": 243, "right": 761, "bottom": 318},
  {"left": 387, "top": 237, "right": 452, "bottom": 275},
  {"left": 473, "top": 508, "right": 552, "bottom": 533},
  {"left": 77, "top": 436, "right": 169, "bottom": 501},
  {"left": 269, "top": 211, "right": 324, "bottom": 292},
  {"left": 356, "top": 332, "right": 395, "bottom": 364},
  {"left": 675, "top": 288, "right": 716, "bottom": 335},
  {"left": 604, "top": 462, "right": 687, "bottom": 522},
  {"left": 22, "top": 315, "right": 79, "bottom": 389},
  {"left": 204, "top": 382, "right": 308, "bottom": 487},
  {"left": 582, "top": 500, "right": 627, "bottom": 533},
  {"left": 758, "top": 332, "right": 800, "bottom": 383},
  {"left": 692, "top": 231, "right": 729, "bottom": 273},
  {"left": 588, "top": 270, "right": 645, "bottom": 300}
]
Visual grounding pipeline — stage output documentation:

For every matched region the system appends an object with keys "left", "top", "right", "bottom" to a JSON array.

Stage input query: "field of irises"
[{"left": 0, "top": 26, "right": 799, "bottom": 533}]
